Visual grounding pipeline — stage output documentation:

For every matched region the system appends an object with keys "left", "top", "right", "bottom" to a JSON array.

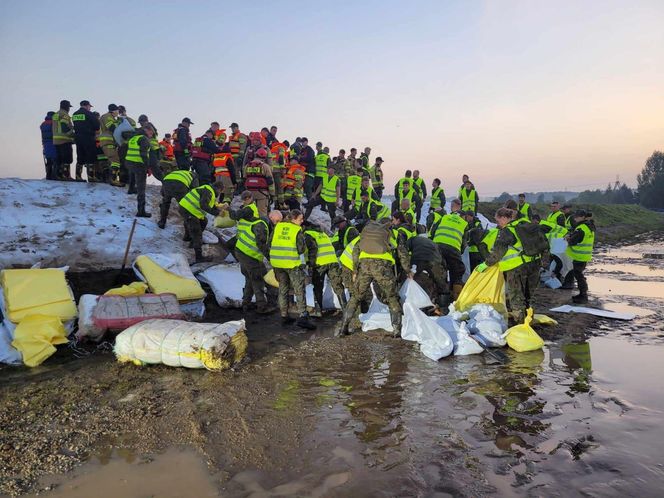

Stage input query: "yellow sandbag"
[
  {"left": 104, "top": 281, "right": 148, "bottom": 296},
  {"left": 562, "top": 342, "right": 592, "bottom": 371},
  {"left": 505, "top": 308, "right": 544, "bottom": 352},
  {"left": 263, "top": 269, "right": 279, "bottom": 288},
  {"left": 454, "top": 265, "right": 506, "bottom": 316},
  {"left": 11, "top": 314, "right": 68, "bottom": 367},
  {"left": 135, "top": 255, "right": 206, "bottom": 301},
  {"left": 214, "top": 212, "right": 236, "bottom": 228},
  {"left": 1, "top": 269, "right": 78, "bottom": 323},
  {"left": 533, "top": 313, "right": 558, "bottom": 326}
]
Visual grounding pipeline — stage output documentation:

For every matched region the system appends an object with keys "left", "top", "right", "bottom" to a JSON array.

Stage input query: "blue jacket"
[{"left": 40, "top": 114, "right": 56, "bottom": 159}]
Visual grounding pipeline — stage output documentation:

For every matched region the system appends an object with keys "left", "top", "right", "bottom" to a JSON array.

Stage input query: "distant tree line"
[{"left": 638, "top": 151, "right": 664, "bottom": 209}]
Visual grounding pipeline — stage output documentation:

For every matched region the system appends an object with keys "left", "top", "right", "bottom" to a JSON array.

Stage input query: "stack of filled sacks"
[
  {"left": 133, "top": 253, "right": 207, "bottom": 318},
  {"left": 0, "top": 268, "right": 77, "bottom": 366},
  {"left": 114, "top": 318, "right": 247, "bottom": 371}
]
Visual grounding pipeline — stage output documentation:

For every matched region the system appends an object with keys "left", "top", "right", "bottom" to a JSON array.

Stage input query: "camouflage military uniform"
[
  {"left": 274, "top": 267, "right": 307, "bottom": 316},
  {"left": 312, "top": 263, "right": 346, "bottom": 311}
]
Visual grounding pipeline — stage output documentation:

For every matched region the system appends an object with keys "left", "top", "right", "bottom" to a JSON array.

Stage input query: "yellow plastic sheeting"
[
  {"left": 263, "top": 269, "right": 279, "bottom": 288},
  {"left": 214, "top": 213, "right": 236, "bottom": 228},
  {"left": 11, "top": 315, "right": 68, "bottom": 367},
  {"left": 532, "top": 313, "right": 558, "bottom": 326},
  {"left": 135, "top": 256, "right": 206, "bottom": 301},
  {"left": 104, "top": 281, "right": 148, "bottom": 296},
  {"left": 1, "top": 269, "right": 77, "bottom": 323},
  {"left": 454, "top": 265, "right": 506, "bottom": 316},
  {"left": 505, "top": 308, "right": 545, "bottom": 352}
]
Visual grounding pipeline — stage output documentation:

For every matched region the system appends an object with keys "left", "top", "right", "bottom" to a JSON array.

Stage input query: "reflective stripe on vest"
[
  {"left": 539, "top": 220, "right": 568, "bottom": 240},
  {"left": 430, "top": 187, "right": 444, "bottom": 209},
  {"left": 269, "top": 222, "right": 303, "bottom": 269},
  {"left": 125, "top": 135, "right": 144, "bottom": 164},
  {"left": 460, "top": 189, "right": 477, "bottom": 212},
  {"left": 236, "top": 218, "right": 268, "bottom": 261},
  {"left": 433, "top": 213, "right": 468, "bottom": 251},
  {"left": 179, "top": 185, "right": 216, "bottom": 220},
  {"left": 339, "top": 236, "right": 360, "bottom": 271},
  {"left": 390, "top": 225, "right": 415, "bottom": 248},
  {"left": 518, "top": 202, "right": 530, "bottom": 219},
  {"left": 320, "top": 174, "right": 339, "bottom": 202},
  {"left": 359, "top": 250, "right": 395, "bottom": 264},
  {"left": 566, "top": 223, "right": 594, "bottom": 262},
  {"left": 304, "top": 230, "right": 338, "bottom": 266},
  {"left": 546, "top": 211, "right": 564, "bottom": 225},
  {"left": 164, "top": 170, "right": 193, "bottom": 187},
  {"left": 315, "top": 153, "right": 330, "bottom": 177},
  {"left": 212, "top": 153, "right": 233, "bottom": 176}
]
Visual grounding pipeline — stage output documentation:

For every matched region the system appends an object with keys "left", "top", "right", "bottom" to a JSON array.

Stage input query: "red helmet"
[{"left": 256, "top": 148, "right": 267, "bottom": 158}]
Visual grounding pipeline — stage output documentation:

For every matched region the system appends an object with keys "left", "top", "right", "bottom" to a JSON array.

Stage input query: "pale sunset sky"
[{"left": 0, "top": 1, "right": 662, "bottom": 197}]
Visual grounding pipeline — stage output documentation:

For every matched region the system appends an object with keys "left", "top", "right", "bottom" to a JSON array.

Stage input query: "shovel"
[
  {"left": 468, "top": 333, "right": 511, "bottom": 364},
  {"left": 115, "top": 218, "right": 137, "bottom": 284}
]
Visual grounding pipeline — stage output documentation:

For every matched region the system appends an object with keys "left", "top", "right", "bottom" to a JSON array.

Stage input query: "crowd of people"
[{"left": 39, "top": 100, "right": 596, "bottom": 334}]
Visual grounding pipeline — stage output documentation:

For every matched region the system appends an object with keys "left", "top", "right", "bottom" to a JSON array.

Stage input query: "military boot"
[
  {"left": 109, "top": 170, "right": 124, "bottom": 187},
  {"left": 61, "top": 164, "right": 74, "bottom": 181},
  {"left": 86, "top": 165, "right": 96, "bottom": 183},
  {"left": 390, "top": 310, "right": 402, "bottom": 338},
  {"left": 572, "top": 293, "right": 588, "bottom": 304},
  {"left": 296, "top": 313, "right": 317, "bottom": 330}
]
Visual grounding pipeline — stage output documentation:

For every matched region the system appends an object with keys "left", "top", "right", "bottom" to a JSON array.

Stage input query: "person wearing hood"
[
  {"left": 72, "top": 100, "right": 100, "bottom": 182},
  {"left": 303, "top": 221, "right": 347, "bottom": 317},
  {"left": 40, "top": 111, "right": 57, "bottom": 180},
  {"left": 52, "top": 99, "right": 76, "bottom": 181}
]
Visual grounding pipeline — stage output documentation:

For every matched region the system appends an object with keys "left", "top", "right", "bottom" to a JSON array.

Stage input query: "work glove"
[{"left": 475, "top": 262, "right": 488, "bottom": 273}]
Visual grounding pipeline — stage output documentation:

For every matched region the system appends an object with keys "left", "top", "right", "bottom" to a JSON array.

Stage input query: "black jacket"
[{"left": 72, "top": 107, "right": 100, "bottom": 137}]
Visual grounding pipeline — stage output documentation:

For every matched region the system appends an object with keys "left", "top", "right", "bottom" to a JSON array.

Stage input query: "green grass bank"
[{"left": 477, "top": 202, "right": 664, "bottom": 244}]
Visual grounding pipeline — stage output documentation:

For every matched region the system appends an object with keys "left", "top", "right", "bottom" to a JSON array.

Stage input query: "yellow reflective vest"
[
  {"left": 179, "top": 185, "right": 216, "bottom": 220},
  {"left": 432, "top": 213, "right": 468, "bottom": 251},
  {"left": 566, "top": 223, "right": 594, "bottom": 262},
  {"left": 236, "top": 217, "right": 268, "bottom": 261},
  {"left": 269, "top": 222, "right": 303, "bottom": 269},
  {"left": 304, "top": 230, "right": 338, "bottom": 266},
  {"left": 320, "top": 174, "right": 339, "bottom": 203}
]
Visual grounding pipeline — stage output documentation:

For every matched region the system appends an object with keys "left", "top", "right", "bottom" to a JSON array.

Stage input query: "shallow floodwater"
[{"left": 23, "top": 240, "right": 664, "bottom": 497}]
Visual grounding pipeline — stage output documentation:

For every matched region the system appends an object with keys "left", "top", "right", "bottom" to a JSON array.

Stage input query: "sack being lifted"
[{"left": 114, "top": 318, "right": 247, "bottom": 371}]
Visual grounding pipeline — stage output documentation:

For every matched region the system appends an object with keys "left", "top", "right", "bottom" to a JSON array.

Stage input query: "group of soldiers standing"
[{"left": 39, "top": 101, "right": 595, "bottom": 333}]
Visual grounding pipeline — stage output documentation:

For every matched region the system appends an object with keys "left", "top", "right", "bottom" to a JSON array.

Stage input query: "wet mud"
[{"left": 2, "top": 233, "right": 664, "bottom": 497}]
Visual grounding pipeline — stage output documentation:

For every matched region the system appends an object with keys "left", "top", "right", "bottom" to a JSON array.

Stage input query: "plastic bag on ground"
[
  {"left": 402, "top": 302, "right": 453, "bottom": 361},
  {"left": 453, "top": 322, "right": 484, "bottom": 356},
  {"left": 11, "top": 314, "right": 68, "bottom": 367},
  {"left": 0, "top": 321, "right": 21, "bottom": 365},
  {"left": 453, "top": 265, "right": 506, "bottom": 318},
  {"left": 399, "top": 279, "right": 434, "bottom": 309},
  {"left": 114, "top": 318, "right": 247, "bottom": 370},
  {"left": 76, "top": 294, "right": 106, "bottom": 342},
  {"left": 533, "top": 313, "right": 558, "bottom": 326},
  {"left": 360, "top": 311, "right": 393, "bottom": 332},
  {"left": 467, "top": 304, "right": 508, "bottom": 347},
  {"left": 504, "top": 308, "right": 544, "bottom": 352}
]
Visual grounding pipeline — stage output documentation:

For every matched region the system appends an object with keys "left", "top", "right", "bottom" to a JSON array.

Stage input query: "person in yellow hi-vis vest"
[
  {"left": 475, "top": 207, "right": 535, "bottom": 325},
  {"left": 158, "top": 169, "right": 199, "bottom": 229},
  {"left": 564, "top": 210, "right": 596, "bottom": 304},
  {"left": 304, "top": 165, "right": 341, "bottom": 226},
  {"left": 269, "top": 210, "right": 316, "bottom": 330},
  {"left": 178, "top": 185, "right": 221, "bottom": 263}
]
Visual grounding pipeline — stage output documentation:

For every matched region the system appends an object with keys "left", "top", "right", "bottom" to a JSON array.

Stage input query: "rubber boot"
[
  {"left": 390, "top": 310, "right": 402, "bottom": 338},
  {"left": 572, "top": 293, "right": 588, "bottom": 304},
  {"left": 194, "top": 248, "right": 212, "bottom": 263},
  {"left": 75, "top": 164, "right": 86, "bottom": 182},
  {"left": 296, "top": 313, "right": 317, "bottom": 330},
  {"left": 157, "top": 219, "right": 166, "bottom": 229},
  {"left": 136, "top": 210, "right": 152, "bottom": 218},
  {"left": 281, "top": 315, "right": 295, "bottom": 325},
  {"left": 257, "top": 303, "right": 277, "bottom": 314},
  {"left": 61, "top": 164, "right": 74, "bottom": 181},
  {"left": 109, "top": 169, "right": 123, "bottom": 187}
]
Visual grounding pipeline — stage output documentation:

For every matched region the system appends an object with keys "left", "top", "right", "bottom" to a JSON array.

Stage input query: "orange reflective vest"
[
  {"left": 229, "top": 131, "right": 247, "bottom": 156},
  {"left": 214, "top": 128, "right": 227, "bottom": 145},
  {"left": 212, "top": 152, "right": 233, "bottom": 177},
  {"left": 270, "top": 141, "right": 289, "bottom": 171},
  {"left": 159, "top": 140, "right": 174, "bottom": 159}
]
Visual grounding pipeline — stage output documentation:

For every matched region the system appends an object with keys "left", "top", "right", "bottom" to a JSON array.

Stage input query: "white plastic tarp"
[
  {"left": 197, "top": 263, "right": 247, "bottom": 308},
  {"left": 402, "top": 302, "right": 453, "bottom": 361},
  {"left": 467, "top": 304, "right": 507, "bottom": 347},
  {"left": 0, "top": 321, "right": 21, "bottom": 365},
  {"left": 549, "top": 305, "right": 635, "bottom": 321},
  {"left": 75, "top": 294, "right": 106, "bottom": 342}
]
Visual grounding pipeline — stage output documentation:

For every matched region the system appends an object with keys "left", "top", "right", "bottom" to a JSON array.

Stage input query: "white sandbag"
[
  {"left": 467, "top": 304, "right": 507, "bottom": 347},
  {"left": 75, "top": 294, "right": 106, "bottom": 342},
  {"left": 550, "top": 238, "right": 573, "bottom": 277},
  {"left": 360, "top": 311, "right": 394, "bottom": 332},
  {"left": 202, "top": 230, "right": 219, "bottom": 245},
  {"left": 402, "top": 302, "right": 453, "bottom": 361},
  {"left": 114, "top": 318, "right": 245, "bottom": 370},
  {"left": 454, "top": 322, "right": 484, "bottom": 356},
  {"left": 399, "top": 279, "right": 433, "bottom": 309},
  {"left": 544, "top": 276, "right": 562, "bottom": 289},
  {"left": 0, "top": 321, "right": 21, "bottom": 365},
  {"left": 304, "top": 278, "right": 347, "bottom": 309},
  {"left": 368, "top": 296, "right": 389, "bottom": 314},
  {"left": 197, "top": 263, "right": 248, "bottom": 308}
]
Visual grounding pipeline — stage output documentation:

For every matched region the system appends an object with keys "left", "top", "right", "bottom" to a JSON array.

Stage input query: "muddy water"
[{"left": 7, "top": 239, "right": 664, "bottom": 497}]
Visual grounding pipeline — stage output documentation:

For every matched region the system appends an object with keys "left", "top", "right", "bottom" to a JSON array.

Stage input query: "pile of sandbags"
[{"left": 114, "top": 318, "right": 247, "bottom": 371}]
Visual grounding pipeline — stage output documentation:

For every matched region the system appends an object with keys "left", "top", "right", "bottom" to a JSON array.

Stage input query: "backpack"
[
  {"left": 514, "top": 222, "right": 549, "bottom": 257},
  {"left": 358, "top": 221, "right": 391, "bottom": 254}
]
